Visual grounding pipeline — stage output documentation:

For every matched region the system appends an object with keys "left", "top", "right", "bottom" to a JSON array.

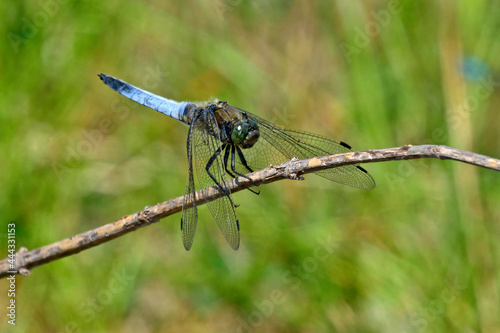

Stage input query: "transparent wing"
[
  {"left": 278, "top": 128, "right": 375, "bottom": 189},
  {"left": 181, "top": 122, "right": 198, "bottom": 251},
  {"left": 191, "top": 112, "right": 240, "bottom": 250},
  {"left": 234, "top": 111, "right": 375, "bottom": 190}
]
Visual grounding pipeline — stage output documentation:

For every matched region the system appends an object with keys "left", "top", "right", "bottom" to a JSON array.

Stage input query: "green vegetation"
[{"left": 1, "top": 1, "right": 499, "bottom": 332}]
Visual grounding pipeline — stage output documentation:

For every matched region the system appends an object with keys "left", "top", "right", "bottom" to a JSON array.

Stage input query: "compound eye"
[
  {"left": 247, "top": 119, "right": 258, "bottom": 130},
  {"left": 231, "top": 122, "right": 249, "bottom": 144}
]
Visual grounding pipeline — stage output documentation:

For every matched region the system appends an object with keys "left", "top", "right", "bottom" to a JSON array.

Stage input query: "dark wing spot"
[
  {"left": 357, "top": 166, "right": 369, "bottom": 174},
  {"left": 180, "top": 219, "right": 183, "bottom": 230},
  {"left": 340, "top": 141, "right": 352, "bottom": 149}
]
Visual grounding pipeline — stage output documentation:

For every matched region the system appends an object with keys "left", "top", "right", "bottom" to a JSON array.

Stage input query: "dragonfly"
[{"left": 99, "top": 74, "right": 375, "bottom": 251}]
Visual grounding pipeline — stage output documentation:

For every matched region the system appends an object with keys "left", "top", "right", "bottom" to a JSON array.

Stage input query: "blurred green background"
[{"left": 1, "top": 0, "right": 499, "bottom": 332}]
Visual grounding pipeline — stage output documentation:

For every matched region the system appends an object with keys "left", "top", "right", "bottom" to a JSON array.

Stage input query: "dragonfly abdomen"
[{"left": 99, "top": 73, "right": 195, "bottom": 124}]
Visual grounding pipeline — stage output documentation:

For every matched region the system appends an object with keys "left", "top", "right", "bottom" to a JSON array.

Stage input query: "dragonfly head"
[{"left": 231, "top": 119, "right": 260, "bottom": 148}]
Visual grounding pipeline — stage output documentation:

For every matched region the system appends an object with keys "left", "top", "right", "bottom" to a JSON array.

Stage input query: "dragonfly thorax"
[{"left": 212, "top": 101, "right": 260, "bottom": 149}]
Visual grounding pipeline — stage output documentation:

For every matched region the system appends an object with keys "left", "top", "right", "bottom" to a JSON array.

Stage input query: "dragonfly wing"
[
  {"left": 237, "top": 112, "right": 375, "bottom": 190},
  {"left": 192, "top": 113, "right": 240, "bottom": 250},
  {"left": 181, "top": 122, "right": 198, "bottom": 251},
  {"left": 279, "top": 128, "right": 375, "bottom": 190}
]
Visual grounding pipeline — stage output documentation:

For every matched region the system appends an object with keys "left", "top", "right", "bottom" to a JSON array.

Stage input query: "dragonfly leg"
[
  {"left": 232, "top": 146, "right": 260, "bottom": 195},
  {"left": 205, "top": 144, "right": 236, "bottom": 204},
  {"left": 223, "top": 144, "right": 238, "bottom": 179},
  {"left": 236, "top": 146, "right": 254, "bottom": 174}
]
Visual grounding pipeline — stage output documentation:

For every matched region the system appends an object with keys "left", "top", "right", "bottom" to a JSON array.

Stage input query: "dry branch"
[{"left": 1, "top": 145, "right": 499, "bottom": 278}]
